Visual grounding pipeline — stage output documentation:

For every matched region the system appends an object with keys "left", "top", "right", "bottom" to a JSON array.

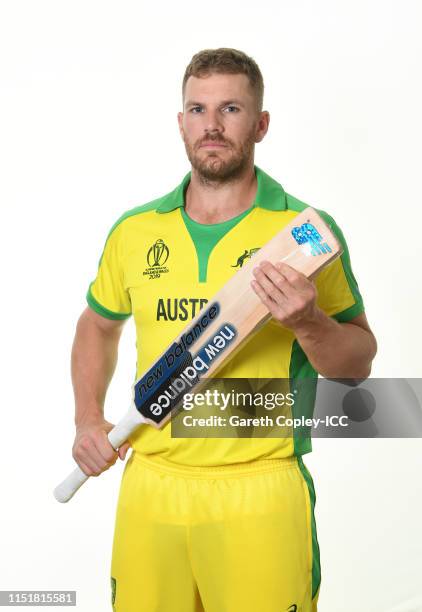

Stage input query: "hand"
[
  {"left": 251, "top": 261, "right": 319, "bottom": 331},
  {"left": 72, "top": 416, "right": 131, "bottom": 477}
]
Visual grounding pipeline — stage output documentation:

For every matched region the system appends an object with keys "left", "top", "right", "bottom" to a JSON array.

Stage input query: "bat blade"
[
  {"left": 54, "top": 207, "right": 342, "bottom": 502},
  {"left": 133, "top": 207, "right": 341, "bottom": 427}
]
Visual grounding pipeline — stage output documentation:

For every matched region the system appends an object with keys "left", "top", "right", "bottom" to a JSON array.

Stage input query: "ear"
[
  {"left": 177, "top": 111, "right": 185, "bottom": 139},
  {"left": 255, "top": 111, "right": 270, "bottom": 143}
]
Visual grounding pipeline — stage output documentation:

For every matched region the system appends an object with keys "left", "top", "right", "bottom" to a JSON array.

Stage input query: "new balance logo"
[{"left": 291, "top": 221, "right": 332, "bottom": 256}]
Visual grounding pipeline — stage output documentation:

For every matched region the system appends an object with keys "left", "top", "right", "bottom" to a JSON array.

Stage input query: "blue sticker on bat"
[{"left": 291, "top": 222, "right": 333, "bottom": 256}]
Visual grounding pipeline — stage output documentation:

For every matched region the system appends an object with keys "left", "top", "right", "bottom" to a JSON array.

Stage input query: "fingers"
[
  {"left": 252, "top": 261, "right": 292, "bottom": 313},
  {"left": 73, "top": 427, "right": 118, "bottom": 477},
  {"left": 255, "top": 261, "right": 308, "bottom": 297},
  {"left": 250, "top": 278, "right": 285, "bottom": 320},
  {"left": 251, "top": 260, "right": 318, "bottom": 329},
  {"left": 253, "top": 261, "right": 314, "bottom": 300},
  {"left": 118, "top": 441, "right": 131, "bottom": 461},
  {"left": 252, "top": 265, "right": 285, "bottom": 302},
  {"left": 274, "top": 261, "right": 308, "bottom": 285}
]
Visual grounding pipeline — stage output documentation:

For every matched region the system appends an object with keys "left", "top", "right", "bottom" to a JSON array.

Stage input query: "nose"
[{"left": 204, "top": 109, "right": 224, "bottom": 134}]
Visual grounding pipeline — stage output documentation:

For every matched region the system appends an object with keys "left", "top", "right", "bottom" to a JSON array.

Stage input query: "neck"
[{"left": 184, "top": 163, "right": 257, "bottom": 224}]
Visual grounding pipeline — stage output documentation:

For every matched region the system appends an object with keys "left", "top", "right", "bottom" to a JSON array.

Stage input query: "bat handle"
[
  {"left": 53, "top": 406, "right": 145, "bottom": 503},
  {"left": 53, "top": 465, "right": 89, "bottom": 504}
]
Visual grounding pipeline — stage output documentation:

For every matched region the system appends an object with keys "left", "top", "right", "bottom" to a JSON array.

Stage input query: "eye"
[
  {"left": 224, "top": 105, "right": 239, "bottom": 113},
  {"left": 190, "top": 106, "right": 203, "bottom": 113}
]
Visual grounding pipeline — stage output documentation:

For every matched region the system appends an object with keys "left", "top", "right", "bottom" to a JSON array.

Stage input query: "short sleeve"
[
  {"left": 86, "top": 222, "right": 132, "bottom": 320},
  {"left": 314, "top": 212, "right": 364, "bottom": 323}
]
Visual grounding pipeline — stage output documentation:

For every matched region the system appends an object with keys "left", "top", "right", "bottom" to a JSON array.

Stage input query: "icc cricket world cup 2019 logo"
[
  {"left": 144, "top": 239, "right": 170, "bottom": 279},
  {"left": 147, "top": 239, "right": 169, "bottom": 267}
]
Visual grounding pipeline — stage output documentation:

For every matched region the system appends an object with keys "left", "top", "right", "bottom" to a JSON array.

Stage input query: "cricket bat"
[{"left": 54, "top": 207, "right": 342, "bottom": 502}]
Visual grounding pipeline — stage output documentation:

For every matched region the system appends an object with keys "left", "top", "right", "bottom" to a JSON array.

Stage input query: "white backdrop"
[{"left": 1, "top": 1, "right": 421, "bottom": 610}]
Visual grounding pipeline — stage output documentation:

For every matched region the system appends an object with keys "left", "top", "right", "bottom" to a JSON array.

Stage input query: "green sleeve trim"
[
  {"left": 333, "top": 301, "right": 365, "bottom": 323},
  {"left": 86, "top": 285, "right": 131, "bottom": 320}
]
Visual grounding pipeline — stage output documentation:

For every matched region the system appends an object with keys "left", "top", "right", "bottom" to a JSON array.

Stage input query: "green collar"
[{"left": 156, "top": 165, "right": 287, "bottom": 213}]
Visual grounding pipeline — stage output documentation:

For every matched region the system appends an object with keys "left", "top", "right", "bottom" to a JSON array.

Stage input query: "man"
[{"left": 71, "top": 48, "right": 377, "bottom": 611}]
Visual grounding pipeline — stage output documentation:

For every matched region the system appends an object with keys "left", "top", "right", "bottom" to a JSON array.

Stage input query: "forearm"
[
  {"left": 294, "top": 308, "right": 377, "bottom": 379},
  {"left": 71, "top": 315, "right": 121, "bottom": 427}
]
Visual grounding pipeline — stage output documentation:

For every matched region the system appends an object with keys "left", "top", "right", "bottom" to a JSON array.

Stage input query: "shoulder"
[
  {"left": 285, "top": 191, "right": 348, "bottom": 247},
  {"left": 285, "top": 191, "right": 333, "bottom": 222},
  {"left": 108, "top": 196, "right": 165, "bottom": 237},
  {"left": 104, "top": 185, "right": 179, "bottom": 243}
]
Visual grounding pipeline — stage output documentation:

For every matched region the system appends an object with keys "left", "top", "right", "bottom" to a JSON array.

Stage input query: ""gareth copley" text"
[{"left": 182, "top": 415, "right": 349, "bottom": 428}]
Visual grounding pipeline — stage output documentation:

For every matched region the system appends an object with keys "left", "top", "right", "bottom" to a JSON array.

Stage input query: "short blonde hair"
[{"left": 182, "top": 48, "right": 264, "bottom": 112}]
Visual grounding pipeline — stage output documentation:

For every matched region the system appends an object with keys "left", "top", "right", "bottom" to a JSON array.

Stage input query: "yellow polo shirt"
[{"left": 87, "top": 165, "right": 364, "bottom": 465}]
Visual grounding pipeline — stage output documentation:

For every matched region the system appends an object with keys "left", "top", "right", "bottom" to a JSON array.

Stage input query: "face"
[{"left": 178, "top": 73, "right": 269, "bottom": 182}]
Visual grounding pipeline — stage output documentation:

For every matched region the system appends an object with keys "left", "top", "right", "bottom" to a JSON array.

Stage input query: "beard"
[{"left": 183, "top": 127, "right": 256, "bottom": 184}]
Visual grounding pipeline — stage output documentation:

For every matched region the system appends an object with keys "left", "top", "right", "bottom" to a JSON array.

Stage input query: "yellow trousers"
[{"left": 111, "top": 452, "right": 320, "bottom": 612}]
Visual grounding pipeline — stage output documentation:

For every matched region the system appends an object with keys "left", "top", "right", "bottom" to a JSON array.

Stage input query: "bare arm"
[
  {"left": 293, "top": 312, "right": 377, "bottom": 380},
  {"left": 71, "top": 306, "right": 130, "bottom": 476}
]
